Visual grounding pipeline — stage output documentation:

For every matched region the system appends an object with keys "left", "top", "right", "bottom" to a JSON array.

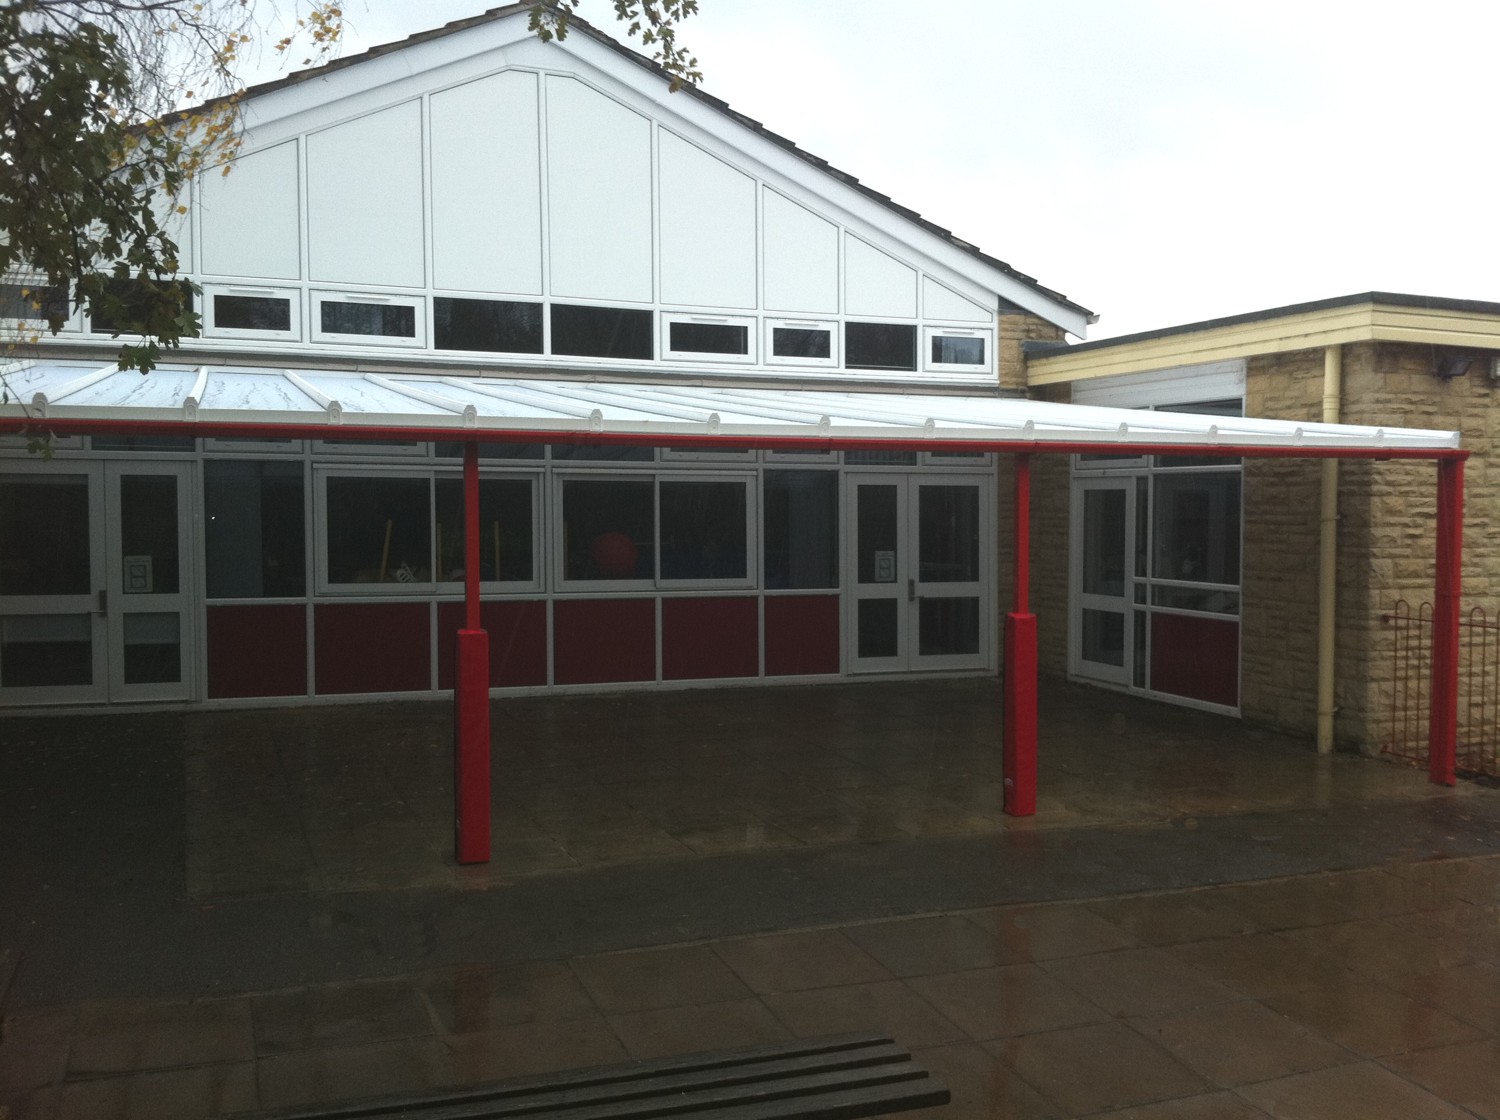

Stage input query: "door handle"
[
  {"left": 95, "top": 589, "right": 108, "bottom": 615},
  {"left": 907, "top": 578, "right": 916, "bottom": 602}
]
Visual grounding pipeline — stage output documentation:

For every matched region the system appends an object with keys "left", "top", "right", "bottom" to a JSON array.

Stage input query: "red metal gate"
[{"left": 1382, "top": 600, "right": 1500, "bottom": 779}]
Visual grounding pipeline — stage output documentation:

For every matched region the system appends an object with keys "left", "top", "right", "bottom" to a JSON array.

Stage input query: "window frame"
[
  {"left": 763, "top": 317, "right": 839, "bottom": 369},
  {"left": 314, "top": 466, "right": 436, "bottom": 595},
  {"left": 660, "top": 312, "right": 757, "bottom": 364},
  {"left": 431, "top": 468, "right": 544, "bottom": 595},
  {"left": 202, "top": 283, "right": 302, "bottom": 342},
  {"left": 922, "top": 326, "right": 992, "bottom": 373},
  {"left": 0, "top": 277, "right": 80, "bottom": 334},
  {"left": 311, "top": 291, "right": 426, "bottom": 348},
  {"left": 656, "top": 472, "right": 757, "bottom": 589}
]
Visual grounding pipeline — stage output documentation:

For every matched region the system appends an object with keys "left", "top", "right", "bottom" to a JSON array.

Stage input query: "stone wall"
[{"left": 998, "top": 311, "right": 1065, "bottom": 396}]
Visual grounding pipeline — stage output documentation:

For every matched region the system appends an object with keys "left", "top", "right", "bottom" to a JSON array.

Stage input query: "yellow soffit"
[{"left": 1028, "top": 301, "right": 1500, "bottom": 384}]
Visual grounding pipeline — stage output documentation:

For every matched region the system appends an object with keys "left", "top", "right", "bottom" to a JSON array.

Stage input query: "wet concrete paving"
[{"left": 2, "top": 678, "right": 1499, "bottom": 1118}]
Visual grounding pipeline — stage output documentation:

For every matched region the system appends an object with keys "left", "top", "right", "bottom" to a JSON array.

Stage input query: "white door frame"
[
  {"left": 844, "top": 471, "right": 993, "bottom": 674},
  {"left": 1069, "top": 475, "right": 1135, "bottom": 687}
]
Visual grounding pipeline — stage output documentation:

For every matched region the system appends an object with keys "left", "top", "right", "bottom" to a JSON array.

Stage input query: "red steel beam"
[
  {"left": 1004, "top": 454, "right": 1038, "bottom": 817},
  {"left": 454, "top": 441, "right": 492, "bottom": 863},
  {"left": 1429, "top": 457, "right": 1464, "bottom": 786}
]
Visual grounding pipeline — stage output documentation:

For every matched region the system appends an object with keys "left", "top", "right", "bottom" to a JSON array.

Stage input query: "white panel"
[
  {"left": 762, "top": 190, "right": 837, "bottom": 314},
  {"left": 922, "top": 277, "right": 991, "bottom": 323},
  {"left": 198, "top": 143, "right": 299, "bottom": 279},
  {"left": 307, "top": 102, "right": 425, "bottom": 287},
  {"left": 845, "top": 236, "right": 916, "bottom": 318},
  {"left": 152, "top": 182, "right": 194, "bottom": 274},
  {"left": 431, "top": 71, "right": 542, "bottom": 295},
  {"left": 545, "top": 76, "right": 652, "bottom": 303},
  {"left": 658, "top": 132, "right": 755, "bottom": 308}
]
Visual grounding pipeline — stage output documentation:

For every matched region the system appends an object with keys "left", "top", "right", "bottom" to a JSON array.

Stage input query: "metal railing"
[{"left": 1381, "top": 600, "right": 1500, "bottom": 779}]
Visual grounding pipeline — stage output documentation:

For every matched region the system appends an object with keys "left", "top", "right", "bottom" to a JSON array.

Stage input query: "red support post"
[
  {"left": 1429, "top": 457, "right": 1464, "bottom": 787},
  {"left": 1004, "top": 453, "right": 1038, "bottom": 817},
  {"left": 455, "top": 441, "right": 492, "bottom": 863}
]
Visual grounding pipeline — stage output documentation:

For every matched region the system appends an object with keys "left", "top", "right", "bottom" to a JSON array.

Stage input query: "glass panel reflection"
[
  {"left": 123, "top": 612, "right": 180, "bottom": 684},
  {"left": 856, "top": 485, "right": 898, "bottom": 584},
  {"left": 0, "top": 614, "right": 92, "bottom": 687},
  {"left": 918, "top": 485, "right": 978, "bottom": 583},
  {"left": 1081, "top": 489, "right": 1126, "bottom": 596},
  {"left": 857, "top": 599, "right": 898, "bottom": 659},
  {"left": 919, "top": 597, "right": 979, "bottom": 656},
  {"left": 119, "top": 474, "right": 179, "bottom": 594},
  {"left": 1081, "top": 608, "right": 1124, "bottom": 667},
  {"left": 0, "top": 475, "right": 90, "bottom": 595}
]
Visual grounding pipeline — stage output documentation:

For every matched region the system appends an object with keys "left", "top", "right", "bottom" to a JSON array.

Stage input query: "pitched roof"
[{"left": 196, "top": 3, "right": 1094, "bottom": 325}]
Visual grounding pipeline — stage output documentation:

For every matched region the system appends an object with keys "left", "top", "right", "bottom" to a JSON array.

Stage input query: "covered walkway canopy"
[{"left": 0, "top": 358, "right": 1469, "bottom": 861}]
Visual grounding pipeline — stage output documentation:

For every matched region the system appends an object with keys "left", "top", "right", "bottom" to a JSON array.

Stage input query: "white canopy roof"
[{"left": 0, "top": 360, "right": 1461, "bottom": 454}]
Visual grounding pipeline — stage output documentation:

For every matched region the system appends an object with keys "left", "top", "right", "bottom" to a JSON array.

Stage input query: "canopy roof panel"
[{"left": 1, "top": 360, "right": 1461, "bottom": 456}]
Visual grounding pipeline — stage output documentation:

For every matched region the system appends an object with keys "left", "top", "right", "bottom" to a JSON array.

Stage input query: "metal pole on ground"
[
  {"left": 1004, "top": 453, "right": 1038, "bottom": 816},
  {"left": 455, "top": 441, "right": 492, "bottom": 862}
]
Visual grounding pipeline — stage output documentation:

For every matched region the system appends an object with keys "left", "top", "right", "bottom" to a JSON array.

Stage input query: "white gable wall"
[{"left": 136, "top": 13, "right": 1084, "bottom": 382}]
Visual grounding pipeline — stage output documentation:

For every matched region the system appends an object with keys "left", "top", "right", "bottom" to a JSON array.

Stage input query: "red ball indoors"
[{"left": 590, "top": 531, "right": 639, "bottom": 578}]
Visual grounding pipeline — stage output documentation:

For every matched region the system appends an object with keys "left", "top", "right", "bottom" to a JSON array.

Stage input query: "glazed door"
[
  {"left": 104, "top": 462, "right": 195, "bottom": 702},
  {"left": 0, "top": 464, "right": 108, "bottom": 704},
  {"left": 1070, "top": 477, "right": 1134, "bottom": 686},
  {"left": 0, "top": 461, "right": 195, "bottom": 705},
  {"left": 847, "top": 474, "right": 990, "bottom": 673}
]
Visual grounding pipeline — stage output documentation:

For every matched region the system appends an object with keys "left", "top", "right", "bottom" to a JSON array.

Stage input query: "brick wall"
[{"left": 999, "top": 311, "right": 1065, "bottom": 395}]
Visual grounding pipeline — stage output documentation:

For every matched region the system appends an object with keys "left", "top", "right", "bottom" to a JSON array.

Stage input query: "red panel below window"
[
  {"left": 1150, "top": 613, "right": 1239, "bottom": 707},
  {"left": 764, "top": 595, "right": 840, "bottom": 677},
  {"left": 207, "top": 604, "right": 307, "bottom": 698},
  {"left": 436, "top": 601, "right": 548, "bottom": 689},
  {"left": 662, "top": 597, "right": 759, "bottom": 681},
  {"left": 553, "top": 599, "right": 656, "bottom": 685},
  {"left": 314, "top": 603, "right": 431, "bottom": 695}
]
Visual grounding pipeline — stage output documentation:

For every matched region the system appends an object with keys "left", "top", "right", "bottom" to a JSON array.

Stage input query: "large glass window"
[
  {"left": 845, "top": 322, "right": 916, "bottom": 371},
  {"left": 433, "top": 478, "right": 534, "bottom": 585},
  {"left": 561, "top": 478, "right": 654, "bottom": 582},
  {"left": 659, "top": 480, "right": 747, "bottom": 580},
  {"left": 763, "top": 471, "right": 837, "bottom": 589},
  {"left": 1152, "top": 473, "right": 1241, "bottom": 585},
  {"left": 204, "top": 460, "right": 306, "bottom": 598},
  {"left": 434, "top": 298, "right": 542, "bottom": 354},
  {"left": 324, "top": 475, "right": 431, "bottom": 585},
  {"left": 551, "top": 305, "right": 653, "bottom": 360}
]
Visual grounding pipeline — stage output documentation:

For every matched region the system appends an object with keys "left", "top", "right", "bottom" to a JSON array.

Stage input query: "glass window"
[
  {"left": 930, "top": 335, "right": 985, "bottom": 366},
  {"left": 91, "top": 435, "right": 196, "bottom": 453},
  {"left": 213, "top": 293, "right": 291, "bottom": 332},
  {"left": 561, "top": 478, "right": 653, "bottom": 581},
  {"left": 319, "top": 300, "right": 416, "bottom": 338},
  {"left": 88, "top": 278, "right": 195, "bottom": 334},
  {"left": 204, "top": 460, "right": 306, "bottom": 598},
  {"left": 551, "top": 304, "right": 653, "bottom": 360},
  {"left": 433, "top": 477, "right": 534, "bottom": 584},
  {"left": 666, "top": 321, "right": 748, "bottom": 356},
  {"left": 845, "top": 322, "right": 916, "bottom": 371},
  {"left": 1152, "top": 473, "right": 1241, "bottom": 585},
  {"left": 772, "top": 326, "right": 832, "bottom": 360},
  {"left": 434, "top": 298, "right": 542, "bottom": 354},
  {"left": 119, "top": 474, "right": 180, "bottom": 594},
  {"left": 659, "top": 480, "right": 747, "bottom": 581},
  {"left": 918, "top": 485, "right": 979, "bottom": 583},
  {"left": 1, "top": 615, "right": 93, "bottom": 688},
  {"left": 0, "top": 282, "right": 69, "bottom": 324},
  {"left": 763, "top": 470, "right": 837, "bottom": 589},
  {"left": 845, "top": 449, "right": 917, "bottom": 466},
  {"left": 324, "top": 475, "right": 431, "bottom": 585},
  {"left": 0, "top": 474, "right": 91, "bottom": 595}
]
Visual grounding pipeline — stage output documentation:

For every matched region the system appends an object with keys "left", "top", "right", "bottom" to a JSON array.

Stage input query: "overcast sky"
[{"left": 270, "top": 1, "right": 1500, "bottom": 339}]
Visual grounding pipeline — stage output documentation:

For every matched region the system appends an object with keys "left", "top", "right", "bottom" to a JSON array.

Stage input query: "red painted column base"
[
  {"left": 1004, "top": 611, "right": 1038, "bottom": 817},
  {"left": 454, "top": 628, "right": 492, "bottom": 863}
]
